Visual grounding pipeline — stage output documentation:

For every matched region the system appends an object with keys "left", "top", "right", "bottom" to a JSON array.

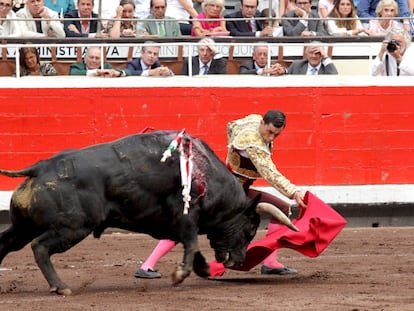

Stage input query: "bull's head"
[{"left": 207, "top": 195, "right": 261, "bottom": 268}]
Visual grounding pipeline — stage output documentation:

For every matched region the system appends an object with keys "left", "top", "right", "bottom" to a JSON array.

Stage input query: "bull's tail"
[{"left": 0, "top": 165, "right": 39, "bottom": 178}]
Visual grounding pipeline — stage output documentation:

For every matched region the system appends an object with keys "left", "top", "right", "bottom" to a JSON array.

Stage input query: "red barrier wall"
[{"left": 1, "top": 85, "right": 414, "bottom": 190}]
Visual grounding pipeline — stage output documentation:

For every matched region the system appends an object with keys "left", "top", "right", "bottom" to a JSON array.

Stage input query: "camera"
[{"left": 387, "top": 40, "right": 399, "bottom": 53}]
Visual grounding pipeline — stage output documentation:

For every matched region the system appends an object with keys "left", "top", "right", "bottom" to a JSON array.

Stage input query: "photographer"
[{"left": 372, "top": 27, "right": 414, "bottom": 76}]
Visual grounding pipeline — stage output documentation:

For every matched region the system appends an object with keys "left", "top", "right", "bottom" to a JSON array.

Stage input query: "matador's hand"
[
  {"left": 293, "top": 191, "right": 306, "bottom": 209},
  {"left": 293, "top": 191, "right": 306, "bottom": 219}
]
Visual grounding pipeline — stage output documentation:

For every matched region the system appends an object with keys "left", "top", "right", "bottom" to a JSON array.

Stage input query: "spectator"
[
  {"left": 257, "top": 0, "right": 288, "bottom": 23},
  {"left": 70, "top": 46, "right": 130, "bottom": 77},
  {"left": 143, "top": 0, "right": 181, "bottom": 37},
  {"left": 278, "top": 42, "right": 338, "bottom": 74},
  {"left": 326, "top": 0, "right": 371, "bottom": 36},
  {"left": 126, "top": 42, "right": 174, "bottom": 76},
  {"left": 239, "top": 44, "right": 285, "bottom": 75},
  {"left": 225, "top": 0, "right": 273, "bottom": 37},
  {"left": 371, "top": 27, "right": 414, "bottom": 75},
  {"left": 282, "top": 0, "right": 327, "bottom": 36},
  {"left": 15, "top": 47, "right": 57, "bottom": 76},
  {"left": 134, "top": 0, "right": 150, "bottom": 19},
  {"left": 0, "top": 0, "right": 21, "bottom": 37},
  {"left": 44, "top": 0, "right": 75, "bottom": 17},
  {"left": 409, "top": 0, "right": 414, "bottom": 35},
  {"left": 357, "top": 0, "right": 410, "bottom": 32},
  {"left": 16, "top": 0, "right": 65, "bottom": 38},
  {"left": 260, "top": 8, "right": 283, "bottom": 37},
  {"left": 94, "top": 0, "right": 119, "bottom": 21},
  {"left": 318, "top": 0, "right": 334, "bottom": 19},
  {"left": 107, "top": 0, "right": 138, "bottom": 38},
  {"left": 64, "top": 0, "right": 102, "bottom": 37},
  {"left": 368, "top": 0, "right": 403, "bottom": 35},
  {"left": 181, "top": 37, "right": 227, "bottom": 75},
  {"left": 165, "top": 0, "right": 198, "bottom": 35},
  {"left": 191, "top": 0, "right": 228, "bottom": 36}
]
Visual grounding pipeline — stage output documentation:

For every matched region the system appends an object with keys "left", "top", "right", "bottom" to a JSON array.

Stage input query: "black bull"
[{"left": 0, "top": 130, "right": 261, "bottom": 295}]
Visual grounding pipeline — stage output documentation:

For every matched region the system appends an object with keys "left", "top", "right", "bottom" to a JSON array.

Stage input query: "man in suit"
[
  {"left": 70, "top": 46, "right": 130, "bottom": 77},
  {"left": 181, "top": 38, "right": 227, "bottom": 75},
  {"left": 282, "top": 0, "right": 327, "bottom": 37},
  {"left": 16, "top": 0, "right": 65, "bottom": 38},
  {"left": 64, "top": 0, "right": 102, "bottom": 37},
  {"left": 126, "top": 41, "right": 174, "bottom": 76},
  {"left": 225, "top": 0, "right": 272, "bottom": 37},
  {"left": 283, "top": 43, "right": 338, "bottom": 75},
  {"left": 240, "top": 44, "right": 285, "bottom": 75},
  {"left": 143, "top": 0, "right": 181, "bottom": 37}
]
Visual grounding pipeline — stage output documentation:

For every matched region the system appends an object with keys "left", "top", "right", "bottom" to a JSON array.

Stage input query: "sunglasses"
[{"left": 0, "top": 2, "right": 12, "bottom": 7}]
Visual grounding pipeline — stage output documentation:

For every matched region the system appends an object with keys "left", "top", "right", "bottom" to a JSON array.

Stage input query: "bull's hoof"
[
  {"left": 50, "top": 286, "right": 72, "bottom": 296},
  {"left": 171, "top": 266, "right": 189, "bottom": 285},
  {"left": 171, "top": 270, "right": 185, "bottom": 285}
]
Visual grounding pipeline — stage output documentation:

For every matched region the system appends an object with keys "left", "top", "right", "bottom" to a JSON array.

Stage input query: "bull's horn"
[{"left": 256, "top": 202, "right": 300, "bottom": 232}]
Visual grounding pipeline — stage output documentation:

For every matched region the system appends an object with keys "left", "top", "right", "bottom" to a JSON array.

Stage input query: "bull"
[{"left": 0, "top": 130, "right": 296, "bottom": 295}]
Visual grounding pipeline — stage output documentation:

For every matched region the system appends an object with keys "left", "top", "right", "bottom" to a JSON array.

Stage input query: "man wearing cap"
[{"left": 181, "top": 37, "right": 227, "bottom": 75}]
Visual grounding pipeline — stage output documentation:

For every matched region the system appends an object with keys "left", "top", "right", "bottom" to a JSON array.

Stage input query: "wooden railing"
[{"left": 1, "top": 37, "right": 380, "bottom": 77}]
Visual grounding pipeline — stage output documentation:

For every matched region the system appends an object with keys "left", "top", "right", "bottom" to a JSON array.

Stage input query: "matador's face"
[{"left": 259, "top": 121, "right": 284, "bottom": 144}]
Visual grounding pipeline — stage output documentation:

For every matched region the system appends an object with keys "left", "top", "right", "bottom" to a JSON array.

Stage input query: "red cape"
[{"left": 209, "top": 191, "right": 347, "bottom": 276}]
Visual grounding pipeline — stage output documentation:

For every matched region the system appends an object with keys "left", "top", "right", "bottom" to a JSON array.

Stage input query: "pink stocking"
[
  {"left": 141, "top": 239, "right": 176, "bottom": 271},
  {"left": 263, "top": 222, "right": 284, "bottom": 269}
]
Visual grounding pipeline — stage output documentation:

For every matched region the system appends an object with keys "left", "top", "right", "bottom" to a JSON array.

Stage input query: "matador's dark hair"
[{"left": 263, "top": 110, "right": 286, "bottom": 128}]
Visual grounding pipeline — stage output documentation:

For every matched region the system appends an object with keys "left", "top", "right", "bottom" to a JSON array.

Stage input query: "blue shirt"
[{"left": 44, "top": 0, "right": 76, "bottom": 17}]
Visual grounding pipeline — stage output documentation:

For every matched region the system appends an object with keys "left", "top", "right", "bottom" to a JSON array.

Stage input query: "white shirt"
[
  {"left": 325, "top": 18, "right": 365, "bottom": 36},
  {"left": 372, "top": 44, "right": 414, "bottom": 76},
  {"left": 258, "top": 0, "right": 281, "bottom": 17},
  {"left": 134, "top": 0, "right": 151, "bottom": 20},
  {"left": 166, "top": 0, "right": 193, "bottom": 24},
  {"left": 16, "top": 6, "right": 65, "bottom": 38},
  {"left": 0, "top": 11, "right": 21, "bottom": 37},
  {"left": 93, "top": 1, "right": 119, "bottom": 22}
]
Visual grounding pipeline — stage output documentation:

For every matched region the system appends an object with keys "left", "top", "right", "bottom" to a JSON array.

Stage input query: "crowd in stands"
[
  {"left": 2, "top": 0, "right": 413, "bottom": 38},
  {"left": 1, "top": 0, "right": 414, "bottom": 76}
]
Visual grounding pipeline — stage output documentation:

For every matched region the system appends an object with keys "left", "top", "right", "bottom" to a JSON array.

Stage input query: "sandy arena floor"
[{"left": 0, "top": 227, "right": 413, "bottom": 311}]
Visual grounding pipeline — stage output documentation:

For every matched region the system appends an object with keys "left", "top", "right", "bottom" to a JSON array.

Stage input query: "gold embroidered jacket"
[{"left": 226, "top": 114, "right": 297, "bottom": 199}]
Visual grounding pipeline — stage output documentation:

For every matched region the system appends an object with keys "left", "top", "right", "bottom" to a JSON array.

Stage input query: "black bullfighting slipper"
[
  {"left": 260, "top": 265, "right": 298, "bottom": 275},
  {"left": 134, "top": 268, "right": 162, "bottom": 279}
]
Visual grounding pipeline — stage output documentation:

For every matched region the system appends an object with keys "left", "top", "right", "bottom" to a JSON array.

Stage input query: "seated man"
[
  {"left": 70, "top": 46, "right": 129, "bottom": 77},
  {"left": 143, "top": 0, "right": 181, "bottom": 37},
  {"left": 240, "top": 44, "right": 283, "bottom": 76},
  {"left": 282, "top": 0, "right": 327, "bottom": 37},
  {"left": 225, "top": 0, "right": 273, "bottom": 37},
  {"left": 278, "top": 42, "right": 338, "bottom": 75},
  {"left": 64, "top": 0, "right": 102, "bottom": 37},
  {"left": 126, "top": 41, "right": 174, "bottom": 76},
  {"left": 181, "top": 37, "right": 227, "bottom": 75},
  {"left": 16, "top": 0, "right": 65, "bottom": 38},
  {"left": 371, "top": 27, "right": 414, "bottom": 76}
]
